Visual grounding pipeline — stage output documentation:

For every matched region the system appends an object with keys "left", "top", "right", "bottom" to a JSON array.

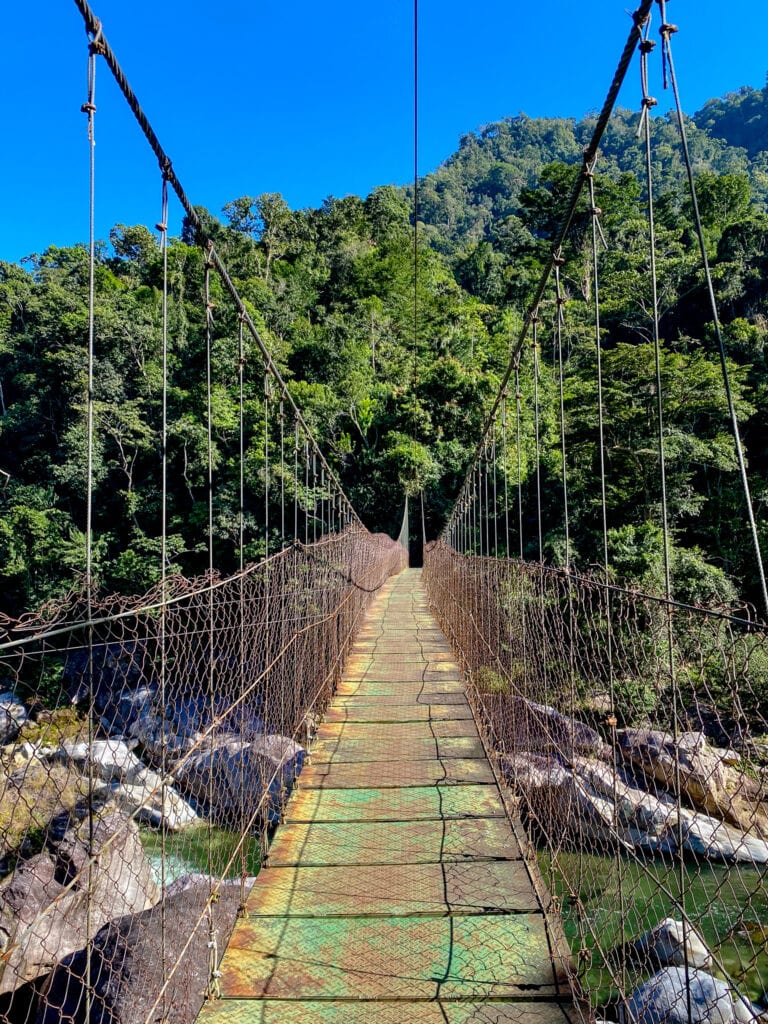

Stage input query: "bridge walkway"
[{"left": 199, "top": 568, "right": 580, "bottom": 1023}]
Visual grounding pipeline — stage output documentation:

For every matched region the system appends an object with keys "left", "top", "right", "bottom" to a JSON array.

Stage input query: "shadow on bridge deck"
[{"left": 198, "top": 568, "right": 583, "bottom": 1023}]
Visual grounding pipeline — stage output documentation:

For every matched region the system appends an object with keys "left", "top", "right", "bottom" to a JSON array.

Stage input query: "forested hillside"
[{"left": 2, "top": 84, "right": 768, "bottom": 618}]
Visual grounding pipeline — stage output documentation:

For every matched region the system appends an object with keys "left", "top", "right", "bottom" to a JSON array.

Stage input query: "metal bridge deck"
[{"left": 198, "top": 568, "right": 579, "bottom": 1024}]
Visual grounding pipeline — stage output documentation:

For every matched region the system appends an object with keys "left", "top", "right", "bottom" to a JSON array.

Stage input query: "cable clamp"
[
  {"left": 660, "top": 22, "right": 678, "bottom": 35},
  {"left": 89, "top": 20, "right": 105, "bottom": 55},
  {"left": 155, "top": 222, "right": 167, "bottom": 233},
  {"left": 642, "top": 96, "right": 658, "bottom": 109},
  {"left": 590, "top": 206, "right": 602, "bottom": 218},
  {"left": 552, "top": 255, "right": 566, "bottom": 267},
  {"left": 80, "top": 102, "right": 96, "bottom": 115},
  {"left": 639, "top": 39, "right": 656, "bottom": 54}
]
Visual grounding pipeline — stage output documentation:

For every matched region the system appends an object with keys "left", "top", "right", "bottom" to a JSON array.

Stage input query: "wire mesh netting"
[
  {"left": 0, "top": 529, "right": 406, "bottom": 1023},
  {"left": 424, "top": 544, "right": 768, "bottom": 1021}
]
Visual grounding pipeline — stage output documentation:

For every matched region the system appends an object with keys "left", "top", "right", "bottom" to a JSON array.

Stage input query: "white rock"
[
  {"left": 102, "top": 778, "right": 199, "bottom": 831},
  {"left": 680, "top": 809, "right": 768, "bottom": 865},
  {"left": 56, "top": 738, "right": 143, "bottom": 782},
  {"left": 0, "top": 692, "right": 27, "bottom": 745},
  {"left": 623, "top": 967, "right": 761, "bottom": 1023},
  {"left": 629, "top": 917, "right": 712, "bottom": 970}
]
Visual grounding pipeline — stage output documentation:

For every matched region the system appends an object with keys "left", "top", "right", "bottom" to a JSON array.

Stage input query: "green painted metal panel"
[
  {"left": 218, "top": 914, "right": 559, "bottom": 1000},
  {"left": 266, "top": 816, "right": 520, "bottom": 867},
  {"left": 284, "top": 784, "right": 505, "bottom": 823}
]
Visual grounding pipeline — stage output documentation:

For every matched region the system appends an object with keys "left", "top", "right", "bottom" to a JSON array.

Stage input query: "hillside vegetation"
[{"left": 2, "top": 83, "right": 768, "bottom": 616}]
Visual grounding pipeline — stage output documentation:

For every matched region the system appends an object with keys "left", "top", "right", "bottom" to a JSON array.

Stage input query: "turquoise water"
[
  {"left": 141, "top": 827, "right": 262, "bottom": 889},
  {"left": 538, "top": 850, "right": 768, "bottom": 1007}
]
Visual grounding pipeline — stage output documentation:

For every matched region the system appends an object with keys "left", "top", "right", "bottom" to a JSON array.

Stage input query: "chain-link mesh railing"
[
  {"left": 0, "top": 528, "right": 405, "bottom": 1023},
  {"left": 425, "top": 542, "right": 768, "bottom": 1022}
]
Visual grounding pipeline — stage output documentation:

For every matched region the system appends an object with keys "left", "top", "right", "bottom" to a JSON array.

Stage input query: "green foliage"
[
  {"left": 474, "top": 666, "right": 511, "bottom": 695},
  {"left": 3, "top": 81, "right": 768, "bottom": 616}
]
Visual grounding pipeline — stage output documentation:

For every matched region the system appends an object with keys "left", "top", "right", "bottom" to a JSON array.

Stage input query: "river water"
[{"left": 538, "top": 850, "right": 768, "bottom": 1007}]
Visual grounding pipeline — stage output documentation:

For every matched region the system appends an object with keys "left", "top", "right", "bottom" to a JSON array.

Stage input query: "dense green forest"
[{"left": 2, "top": 80, "right": 768, "bottom": 618}]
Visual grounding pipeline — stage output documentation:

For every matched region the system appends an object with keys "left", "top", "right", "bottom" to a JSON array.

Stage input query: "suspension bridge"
[{"left": 1, "top": 1, "right": 768, "bottom": 1023}]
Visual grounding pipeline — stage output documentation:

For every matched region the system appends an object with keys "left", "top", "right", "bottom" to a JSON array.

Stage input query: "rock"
[
  {"left": 53, "top": 738, "right": 143, "bottom": 782},
  {"left": 173, "top": 733, "right": 303, "bottom": 828},
  {"left": 0, "top": 761, "right": 88, "bottom": 870},
  {"left": 504, "top": 696, "right": 610, "bottom": 757},
  {"left": 571, "top": 756, "right": 679, "bottom": 854},
  {"left": 127, "top": 694, "right": 265, "bottom": 765},
  {"left": 0, "top": 807, "right": 159, "bottom": 994},
  {"left": 36, "top": 878, "right": 243, "bottom": 1024},
  {"left": 679, "top": 809, "right": 768, "bottom": 865},
  {"left": 98, "top": 773, "right": 199, "bottom": 831},
  {"left": 618, "top": 729, "right": 768, "bottom": 841},
  {"left": 683, "top": 702, "right": 746, "bottom": 750},
  {"left": 0, "top": 694, "right": 27, "bottom": 746},
  {"left": 625, "top": 917, "right": 712, "bottom": 971},
  {"left": 64, "top": 643, "right": 154, "bottom": 727},
  {"left": 623, "top": 967, "right": 761, "bottom": 1023},
  {"left": 503, "top": 752, "right": 680, "bottom": 853}
]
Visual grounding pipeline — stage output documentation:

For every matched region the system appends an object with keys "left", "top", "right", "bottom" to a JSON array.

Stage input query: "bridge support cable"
[
  {"left": 422, "top": 3, "right": 768, "bottom": 1022},
  {"left": 655, "top": 1, "right": 768, "bottom": 619},
  {"left": 638, "top": 21, "right": 694, "bottom": 1024},
  {"left": 0, "top": 8, "right": 411, "bottom": 1024},
  {"left": 82, "top": 32, "right": 99, "bottom": 1024}
]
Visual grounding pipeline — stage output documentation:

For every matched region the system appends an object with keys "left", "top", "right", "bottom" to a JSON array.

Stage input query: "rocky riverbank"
[{"left": 0, "top": 687, "right": 304, "bottom": 1022}]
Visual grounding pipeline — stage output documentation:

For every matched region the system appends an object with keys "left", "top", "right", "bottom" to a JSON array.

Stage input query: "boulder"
[
  {"left": 618, "top": 729, "right": 768, "bottom": 840},
  {"left": 53, "top": 739, "right": 143, "bottom": 782},
  {"left": 501, "top": 752, "right": 630, "bottom": 850},
  {"left": 504, "top": 696, "right": 610, "bottom": 757},
  {"left": 127, "top": 695, "right": 265, "bottom": 765},
  {"left": 623, "top": 967, "right": 761, "bottom": 1023},
  {"left": 0, "top": 807, "right": 159, "bottom": 994},
  {"left": 173, "top": 733, "right": 303, "bottom": 828},
  {"left": 503, "top": 753, "right": 680, "bottom": 854},
  {"left": 0, "top": 761, "right": 88, "bottom": 870},
  {"left": 0, "top": 694, "right": 27, "bottom": 746},
  {"left": 97, "top": 772, "right": 199, "bottom": 831},
  {"left": 36, "top": 878, "right": 243, "bottom": 1024},
  {"left": 625, "top": 917, "right": 712, "bottom": 971},
  {"left": 679, "top": 809, "right": 768, "bottom": 865}
]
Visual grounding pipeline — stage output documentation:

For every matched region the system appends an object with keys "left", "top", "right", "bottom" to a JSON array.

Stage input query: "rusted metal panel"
[
  {"left": 298, "top": 756, "right": 496, "bottom": 789},
  {"left": 265, "top": 817, "right": 520, "bottom": 867},
  {"left": 315, "top": 719, "right": 479, "bottom": 744},
  {"left": 322, "top": 702, "right": 472, "bottom": 723},
  {"left": 218, "top": 914, "right": 558, "bottom": 1001},
  {"left": 310, "top": 733, "right": 486, "bottom": 763},
  {"left": 243, "top": 860, "right": 539, "bottom": 918},
  {"left": 199, "top": 1002, "right": 579, "bottom": 1024},
  {"left": 284, "top": 784, "right": 505, "bottom": 823}
]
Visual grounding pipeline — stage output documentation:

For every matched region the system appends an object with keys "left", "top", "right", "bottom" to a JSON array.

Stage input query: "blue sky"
[{"left": 1, "top": 0, "right": 766, "bottom": 263}]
